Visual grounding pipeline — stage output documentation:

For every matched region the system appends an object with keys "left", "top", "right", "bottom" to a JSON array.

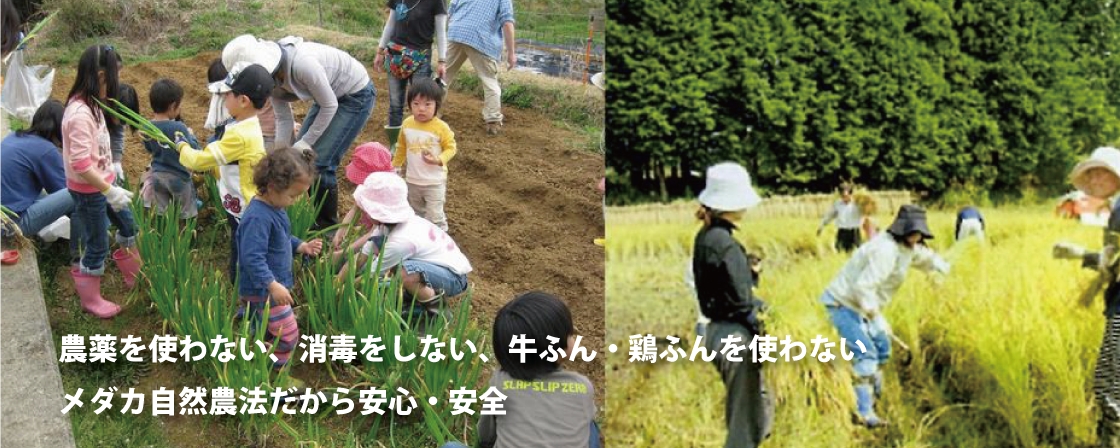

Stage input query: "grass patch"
[
  {"left": 25, "top": 0, "right": 277, "bottom": 68},
  {"left": 36, "top": 240, "right": 173, "bottom": 448}
]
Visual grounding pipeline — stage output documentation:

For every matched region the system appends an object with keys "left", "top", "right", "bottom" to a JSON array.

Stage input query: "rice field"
[{"left": 605, "top": 202, "right": 1107, "bottom": 448}]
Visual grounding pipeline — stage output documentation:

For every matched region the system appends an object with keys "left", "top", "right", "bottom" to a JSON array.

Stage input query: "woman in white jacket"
[{"left": 820, "top": 204, "right": 950, "bottom": 427}]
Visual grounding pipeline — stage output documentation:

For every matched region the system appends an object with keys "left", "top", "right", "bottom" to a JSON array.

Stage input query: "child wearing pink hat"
[
  {"left": 331, "top": 142, "right": 396, "bottom": 265},
  {"left": 341, "top": 171, "right": 471, "bottom": 311}
]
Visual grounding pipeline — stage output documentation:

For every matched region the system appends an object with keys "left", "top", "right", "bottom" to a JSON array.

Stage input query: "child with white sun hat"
[{"left": 345, "top": 172, "right": 472, "bottom": 311}]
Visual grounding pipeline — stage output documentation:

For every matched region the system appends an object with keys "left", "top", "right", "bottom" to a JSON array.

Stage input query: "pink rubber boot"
[
  {"left": 112, "top": 248, "right": 142, "bottom": 290},
  {"left": 70, "top": 268, "right": 121, "bottom": 319}
]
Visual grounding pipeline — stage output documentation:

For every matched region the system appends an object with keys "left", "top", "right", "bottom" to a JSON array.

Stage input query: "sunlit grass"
[{"left": 607, "top": 204, "right": 1104, "bottom": 447}]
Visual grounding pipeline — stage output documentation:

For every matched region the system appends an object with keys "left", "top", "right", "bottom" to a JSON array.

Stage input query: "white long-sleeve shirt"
[
  {"left": 824, "top": 233, "right": 950, "bottom": 317},
  {"left": 272, "top": 38, "right": 371, "bottom": 149},
  {"left": 821, "top": 200, "right": 862, "bottom": 229},
  {"left": 360, "top": 214, "right": 472, "bottom": 275}
]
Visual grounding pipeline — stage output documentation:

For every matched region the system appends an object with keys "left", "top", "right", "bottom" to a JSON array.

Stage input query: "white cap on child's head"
[
  {"left": 354, "top": 172, "right": 414, "bottom": 224},
  {"left": 222, "top": 34, "right": 282, "bottom": 75}
]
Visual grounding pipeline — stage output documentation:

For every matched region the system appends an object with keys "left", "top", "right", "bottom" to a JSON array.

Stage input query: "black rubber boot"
[{"left": 313, "top": 183, "right": 339, "bottom": 234}]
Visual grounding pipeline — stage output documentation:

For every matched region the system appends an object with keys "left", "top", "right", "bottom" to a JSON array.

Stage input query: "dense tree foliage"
[{"left": 606, "top": 0, "right": 1120, "bottom": 204}]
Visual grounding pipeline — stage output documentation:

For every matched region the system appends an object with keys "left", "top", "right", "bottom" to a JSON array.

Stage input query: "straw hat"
[
  {"left": 345, "top": 142, "right": 394, "bottom": 185},
  {"left": 698, "top": 162, "right": 762, "bottom": 212},
  {"left": 886, "top": 205, "right": 934, "bottom": 240},
  {"left": 1070, "top": 147, "right": 1120, "bottom": 198},
  {"left": 353, "top": 172, "right": 414, "bottom": 224},
  {"left": 222, "top": 34, "right": 282, "bottom": 75}
]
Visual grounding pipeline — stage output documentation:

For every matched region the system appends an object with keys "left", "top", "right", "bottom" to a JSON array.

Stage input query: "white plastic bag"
[{"left": 1, "top": 50, "right": 54, "bottom": 124}]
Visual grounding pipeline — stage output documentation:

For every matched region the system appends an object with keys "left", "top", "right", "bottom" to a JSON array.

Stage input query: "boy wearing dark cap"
[
  {"left": 819, "top": 204, "right": 951, "bottom": 428},
  {"left": 175, "top": 63, "right": 274, "bottom": 283}
]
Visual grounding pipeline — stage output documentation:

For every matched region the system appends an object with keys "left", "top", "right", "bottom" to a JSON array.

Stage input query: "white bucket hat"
[
  {"left": 1070, "top": 146, "right": 1120, "bottom": 196},
  {"left": 222, "top": 34, "right": 282, "bottom": 75},
  {"left": 698, "top": 162, "right": 762, "bottom": 212},
  {"left": 354, "top": 172, "right": 415, "bottom": 224},
  {"left": 590, "top": 72, "right": 605, "bottom": 91}
]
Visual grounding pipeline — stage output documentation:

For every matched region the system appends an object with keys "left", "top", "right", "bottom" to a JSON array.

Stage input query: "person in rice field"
[
  {"left": 854, "top": 192, "right": 879, "bottom": 241},
  {"left": 1052, "top": 146, "right": 1120, "bottom": 447},
  {"left": 691, "top": 161, "right": 774, "bottom": 447},
  {"left": 820, "top": 204, "right": 951, "bottom": 428},
  {"left": 954, "top": 206, "right": 985, "bottom": 242},
  {"left": 818, "top": 183, "right": 863, "bottom": 252}
]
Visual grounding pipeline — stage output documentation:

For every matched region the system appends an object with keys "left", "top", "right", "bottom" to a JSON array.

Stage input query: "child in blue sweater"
[
  {"left": 237, "top": 146, "right": 323, "bottom": 368},
  {"left": 141, "top": 78, "right": 200, "bottom": 218}
]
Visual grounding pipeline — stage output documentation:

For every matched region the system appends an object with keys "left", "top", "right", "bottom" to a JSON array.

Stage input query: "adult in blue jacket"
[{"left": 1, "top": 99, "right": 74, "bottom": 237}]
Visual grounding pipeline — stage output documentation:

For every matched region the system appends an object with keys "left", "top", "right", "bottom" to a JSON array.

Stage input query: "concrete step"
[{"left": 1, "top": 248, "right": 77, "bottom": 447}]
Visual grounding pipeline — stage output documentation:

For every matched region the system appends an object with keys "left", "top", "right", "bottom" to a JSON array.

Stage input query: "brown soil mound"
[{"left": 49, "top": 51, "right": 605, "bottom": 397}]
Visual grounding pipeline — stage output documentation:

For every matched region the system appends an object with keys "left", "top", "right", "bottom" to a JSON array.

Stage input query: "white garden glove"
[
  {"left": 932, "top": 257, "right": 951, "bottom": 275},
  {"left": 103, "top": 185, "right": 134, "bottom": 212},
  {"left": 292, "top": 140, "right": 313, "bottom": 152},
  {"left": 112, "top": 162, "right": 126, "bottom": 182},
  {"left": 1053, "top": 242, "right": 1087, "bottom": 260}
]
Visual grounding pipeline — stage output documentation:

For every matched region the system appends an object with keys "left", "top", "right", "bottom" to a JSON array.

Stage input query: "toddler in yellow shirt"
[{"left": 392, "top": 78, "right": 457, "bottom": 231}]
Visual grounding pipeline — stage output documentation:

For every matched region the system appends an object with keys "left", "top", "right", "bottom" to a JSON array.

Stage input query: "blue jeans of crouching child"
[
  {"left": 299, "top": 82, "right": 376, "bottom": 192},
  {"left": 17, "top": 189, "right": 75, "bottom": 236},
  {"left": 70, "top": 190, "right": 137, "bottom": 276},
  {"left": 822, "top": 292, "right": 891, "bottom": 378},
  {"left": 387, "top": 59, "right": 433, "bottom": 127},
  {"left": 402, "top": 260, "right": 468, "bottom": 303}
]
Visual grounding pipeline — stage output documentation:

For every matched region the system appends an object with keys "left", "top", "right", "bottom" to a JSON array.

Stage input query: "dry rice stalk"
[{"left": 0, "top": 207, "right": 31, "bottom": 250}]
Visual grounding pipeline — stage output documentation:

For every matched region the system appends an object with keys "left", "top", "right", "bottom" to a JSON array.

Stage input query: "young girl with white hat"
[{"left": 346, "top": 171, "right": 472, "bottom": 311}]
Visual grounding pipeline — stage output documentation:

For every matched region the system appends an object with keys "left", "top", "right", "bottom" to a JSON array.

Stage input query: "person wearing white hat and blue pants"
[
  {"left": 1053, "top": 146, "right": 1120, "bottom": 447},
  {"left": 692, "top": 162, "right": 774, "bottom": 448}
]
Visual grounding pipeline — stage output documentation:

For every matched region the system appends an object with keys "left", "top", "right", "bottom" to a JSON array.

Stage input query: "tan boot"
[{"left": 486, "top": 122, "right": 502, "bottom": 135}]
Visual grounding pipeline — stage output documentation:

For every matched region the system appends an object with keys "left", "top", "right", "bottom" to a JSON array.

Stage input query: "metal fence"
[{"left": 511, "top": 11, "right": 605, "bottom": 84}]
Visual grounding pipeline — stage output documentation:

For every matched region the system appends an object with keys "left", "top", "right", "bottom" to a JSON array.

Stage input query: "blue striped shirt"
[{"left": 447, "top": 0, "right": 515, "bottom": 60}]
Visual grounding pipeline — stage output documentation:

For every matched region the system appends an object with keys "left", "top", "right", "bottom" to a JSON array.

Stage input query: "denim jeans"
[
  {"left": 387, "top": 58, "right": 433, "bottom": 127},
  {"left": 17, "top": 189, "right": 75, "bottom": 236},
  {"left": 402, "top": 260, "right": 468, "bottom": 301},
  {"left": 823, "top": 294, "right": 891, "bottom": 377},
  {"left": 70, "top": 190, "right": 138, "bottom": 275},
  {"left": 299, "top": 82, "right": 376, "bottom": 191}
]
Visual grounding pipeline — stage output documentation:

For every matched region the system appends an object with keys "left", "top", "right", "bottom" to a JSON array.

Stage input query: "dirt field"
[{"left": 48, "top": 52, "right": 605, "bottom": 396}]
